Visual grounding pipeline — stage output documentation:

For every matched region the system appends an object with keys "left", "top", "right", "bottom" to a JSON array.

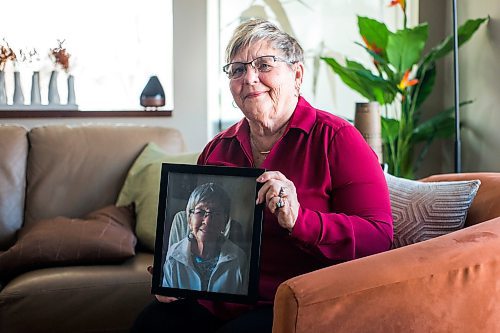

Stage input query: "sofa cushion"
[
  {"left": 0, "top": 252, "right": 154, "bottom": 332},
  {"left": 116, "top": 142, "right": 199, "bottom": 251},
  {"left": 25, "top": 125, "right": 186, "bottom": 227},
  {"left": 0, "top": 205, "right": 137, "bottom": 281},
  {"left": 385, "top": 173, "right": 481, "bottom": 248},
  {"left": 0, "top": 125, "right": 28, "bottom": 250}
]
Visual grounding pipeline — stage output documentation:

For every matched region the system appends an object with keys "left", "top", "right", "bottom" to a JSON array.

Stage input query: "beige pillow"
[
  {"left": 116, "top": 142, "right": 199, "bottom": 251},
  {"left": 0, "top": 205, "right": 136, "bottom": 282},
  {"left": 385, "top": 173, "right": 481, "bottom": 248}
]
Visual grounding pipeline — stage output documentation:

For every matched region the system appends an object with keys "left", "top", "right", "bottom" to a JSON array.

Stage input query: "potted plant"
[{"left": 321, "top": 0, "right": 488, "bottom": 178}]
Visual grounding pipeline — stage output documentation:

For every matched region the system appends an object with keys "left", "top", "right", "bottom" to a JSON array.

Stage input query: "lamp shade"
[{"left": 140, "top": 75, "right": 165, "bottom": 109}]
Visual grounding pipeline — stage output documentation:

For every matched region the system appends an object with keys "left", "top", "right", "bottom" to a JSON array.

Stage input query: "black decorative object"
[{"left": 140, "top": 75, "right": 165, "bottom": 111}]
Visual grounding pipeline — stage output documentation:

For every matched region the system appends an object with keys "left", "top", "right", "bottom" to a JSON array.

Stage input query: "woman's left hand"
[{"left": 256, "top": 171, "right": 299, "bottom": 232}]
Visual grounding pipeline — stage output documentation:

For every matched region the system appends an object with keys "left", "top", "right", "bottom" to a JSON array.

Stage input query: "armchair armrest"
[{"left": 273, "top": 218, "right": 500, "bottom": 333}]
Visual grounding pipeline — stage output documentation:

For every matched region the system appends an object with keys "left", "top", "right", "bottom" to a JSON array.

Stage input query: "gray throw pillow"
[{"left": 385, "top": 173, "right": 481, "bottom": 248}]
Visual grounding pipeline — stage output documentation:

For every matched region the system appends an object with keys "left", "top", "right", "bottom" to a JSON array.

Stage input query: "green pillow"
[{"left": 116, "top": 142, "right": 199, "bottom": 251}]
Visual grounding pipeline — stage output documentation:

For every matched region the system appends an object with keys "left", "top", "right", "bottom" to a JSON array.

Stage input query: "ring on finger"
[
  {"left": 276, "top": 187, "right": 285, "bottom": 209},
  {"left": 276, "top": 197, "right": 285, "bottom": 209}
]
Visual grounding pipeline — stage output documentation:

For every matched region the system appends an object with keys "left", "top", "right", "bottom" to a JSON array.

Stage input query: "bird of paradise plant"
[{"left": 321, "top": 0, "right": 488, "bottom": 178}]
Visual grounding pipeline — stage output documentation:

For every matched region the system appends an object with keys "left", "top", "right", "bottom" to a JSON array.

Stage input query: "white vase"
[
  {"left": 0, "top": 71, "right": 6, "bottom": 105},
  {"left": 31, "top": 71, "right": 41, "bottom": 105},
  {"left": 67, "top": 74, "right": 76, "bottom": 105},
  {"left": 48, "top": 70, "right": 60, "bottom": 104},
  {"left": 13, "top": 71, "right": 25, "bottom": 105}
]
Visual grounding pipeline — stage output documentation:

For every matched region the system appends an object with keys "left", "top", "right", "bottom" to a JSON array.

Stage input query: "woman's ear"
[{"left": 294, "top": 62, "right": 304, "bottom": 85}]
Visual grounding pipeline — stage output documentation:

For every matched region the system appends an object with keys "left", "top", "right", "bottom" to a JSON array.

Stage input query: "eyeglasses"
[
  {"left": 222, "top": 55, "right": 293, "bottom": 80},
  {"left": 189, "top": 209, "right": 224, "bottom": 219}
]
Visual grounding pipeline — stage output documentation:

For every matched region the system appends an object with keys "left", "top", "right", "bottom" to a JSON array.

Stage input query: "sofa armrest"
[{"left": 273, "top": 218, "right": 500, "bottom": 333}]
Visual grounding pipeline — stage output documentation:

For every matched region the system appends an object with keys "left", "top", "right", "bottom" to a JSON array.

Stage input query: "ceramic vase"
[
  {"left": 48, "top": 70, "right": 60, "bottom": 104},
  {"left": 13, "top": 71, "right": 25, "bottom": 105},
  {"left": 67, "top": 74, "right": 76, "bottom": 105},
  {"left": 31, "top": 71, "right": 41, "bottom": 105},
  {"left": 0, "top": 71, "right": 6, "bottom": 105}
]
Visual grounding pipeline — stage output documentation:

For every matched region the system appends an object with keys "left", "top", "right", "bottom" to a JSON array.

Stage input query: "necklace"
[
  {"left": 250, "top": 134, "right": 272, "bottom": 155},
  {"left": 249, "top": 121, "right": 288, "bottom": 156}
]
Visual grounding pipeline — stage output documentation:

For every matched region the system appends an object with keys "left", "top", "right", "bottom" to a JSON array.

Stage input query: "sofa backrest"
[
  {"left": 0, "top": 125, "right": 29, "bottom": 249},
  {"left": 24, "top": 124, "right": 186, "bottom": 227}
]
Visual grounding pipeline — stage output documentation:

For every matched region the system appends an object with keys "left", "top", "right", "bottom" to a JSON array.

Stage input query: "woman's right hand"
[{"left": 147, "top": 265, "right": 179, "bottom": 303}]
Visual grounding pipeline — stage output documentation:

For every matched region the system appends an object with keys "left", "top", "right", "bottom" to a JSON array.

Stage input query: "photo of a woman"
[{"left": 162, "top": 182, "right": 248, "bottom": 295}]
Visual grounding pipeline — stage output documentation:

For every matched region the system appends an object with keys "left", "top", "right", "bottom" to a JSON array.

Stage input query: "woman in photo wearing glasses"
[
  {"left": 131, "top": 18, "right": 392, "bottom": 333},
  {"left": 163, "top": 182, "right": 247, "bottom": 295}
]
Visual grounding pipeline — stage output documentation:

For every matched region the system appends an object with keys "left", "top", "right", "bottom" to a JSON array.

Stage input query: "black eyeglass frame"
[
  {"left": 222, "top": 55, "right": 294, "bottom": 79},
  {"left": 189, "top": 208, "right": 224, "bottom": 219}
]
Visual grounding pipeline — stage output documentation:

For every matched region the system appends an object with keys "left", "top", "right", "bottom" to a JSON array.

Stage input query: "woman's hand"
[
  {"left": 147, "top": 265, "right": 178, "bottom": 303},
  {"left": 256, "top": 171, "right": 299, "bottom": 232}
]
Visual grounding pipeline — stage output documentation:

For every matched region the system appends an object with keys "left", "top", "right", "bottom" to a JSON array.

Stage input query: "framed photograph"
[{"left": 151, "top": 163, "right": 265, "bottom": 303}]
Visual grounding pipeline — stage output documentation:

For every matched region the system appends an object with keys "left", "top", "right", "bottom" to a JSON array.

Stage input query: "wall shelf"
[{"left": 0, "top": 110, "right": 173, "bottom": 118}]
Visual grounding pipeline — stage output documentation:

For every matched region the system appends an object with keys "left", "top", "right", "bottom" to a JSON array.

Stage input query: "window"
[
  {"left": 0, "top": 0, "right": 172, "bottom": 111},
  {"left": 211, "top": 0, "right": 417, "bottom": 134}
]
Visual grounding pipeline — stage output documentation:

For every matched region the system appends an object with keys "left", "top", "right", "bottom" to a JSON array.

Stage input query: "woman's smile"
[{"left": 245, "top": 91, "right": 267, "bottom": 99}]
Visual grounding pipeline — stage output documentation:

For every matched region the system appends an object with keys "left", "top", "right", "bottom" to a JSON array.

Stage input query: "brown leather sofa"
[
  {"left": 273, "top": 173, "right": 500, "bottom": 333},
  {"left": 0, "top": 124, "right": 186, "bottom": 333}
]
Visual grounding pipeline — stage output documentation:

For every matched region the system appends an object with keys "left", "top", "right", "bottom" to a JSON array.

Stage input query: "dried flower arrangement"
[
  {"left": 18, "top": 48, "right": 39, "bottom": 64},
  {"left": 0, "top": 39, "right": 17, "bottom": 71},
  {"left": 50, "top": 39, "right": 70, "bottom": 72}
]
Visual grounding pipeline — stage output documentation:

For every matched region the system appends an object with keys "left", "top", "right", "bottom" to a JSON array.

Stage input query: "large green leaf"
[
  {"left": 348, "top": 61, "right": 398, "bottom": 103},
  {"left": 354, "top": 42, "right": 388, "bottom": 66},
  {"left": 381, "top": 116, "right": 400, "bottom": 143},
  {"left": 413, "top": 62, "right": 436, "bottom": 113},
  {"left": 358, "top": 16, "right": 390, "bottom": 58},
  {"left": 322, "top": 57, "right": 397, "bottom": 105},
  {"left": 321, "top": 57, "right": 377, "bottom": 101},
  {"left": 387, "top": 24, "right": 428, "bottom": 73},
  {"left": 412, "top": 100, "right": 473, "bottom": 143},
  {"left": 421, "top": 17, "right": 488, "bottom": 66}
]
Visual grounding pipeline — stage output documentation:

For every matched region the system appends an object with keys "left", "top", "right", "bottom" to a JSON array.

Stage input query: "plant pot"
[{"left": 354, "top": 102, "right": 383, "bottom": 163}]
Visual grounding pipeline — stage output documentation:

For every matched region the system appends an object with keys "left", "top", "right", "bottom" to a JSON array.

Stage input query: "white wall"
[
  {"left": 0, "top": 0, "right": 210, "bottom": 153},
  {"left": 419, "top": 0, "right": 500, "bottom": 176},
  {"left": 455, "top": 0, "right": 500, "bottom": 173}
]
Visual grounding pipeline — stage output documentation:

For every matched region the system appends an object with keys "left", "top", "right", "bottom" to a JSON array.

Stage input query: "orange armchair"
[{"left": 273, "top": 173, "right": 500, "bottom": 333}]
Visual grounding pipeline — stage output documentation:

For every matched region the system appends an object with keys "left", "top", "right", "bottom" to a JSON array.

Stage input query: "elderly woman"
[
  {"left": 131, "top": 19, "right": 392, "bottom": 333},
  {"left": 162, "top": 182, "right": 247, "bottom": 295}
]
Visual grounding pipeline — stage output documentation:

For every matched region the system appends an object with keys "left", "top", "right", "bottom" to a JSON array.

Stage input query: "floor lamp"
[{"left": 452, "top": 0, "right": 461, "bottom": 173}]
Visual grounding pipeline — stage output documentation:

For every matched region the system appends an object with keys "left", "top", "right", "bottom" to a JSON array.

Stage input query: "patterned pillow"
[{"left": 385, "top": 173, "right": 481, "bottom": 248}]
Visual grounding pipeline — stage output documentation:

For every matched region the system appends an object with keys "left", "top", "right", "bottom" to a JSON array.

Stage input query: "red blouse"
[{"left": 198, "top": 97, "right": 393, "bottom": 319}]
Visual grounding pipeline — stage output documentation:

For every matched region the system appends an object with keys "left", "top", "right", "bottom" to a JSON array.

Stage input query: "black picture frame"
[{"left": 151, "top": 163, "right": 265, "bottom": 303}]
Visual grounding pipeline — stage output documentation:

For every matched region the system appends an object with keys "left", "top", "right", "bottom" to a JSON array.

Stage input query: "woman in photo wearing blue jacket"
[{"left": 162, "top": 183, "right": 248, "bottom": 295}]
